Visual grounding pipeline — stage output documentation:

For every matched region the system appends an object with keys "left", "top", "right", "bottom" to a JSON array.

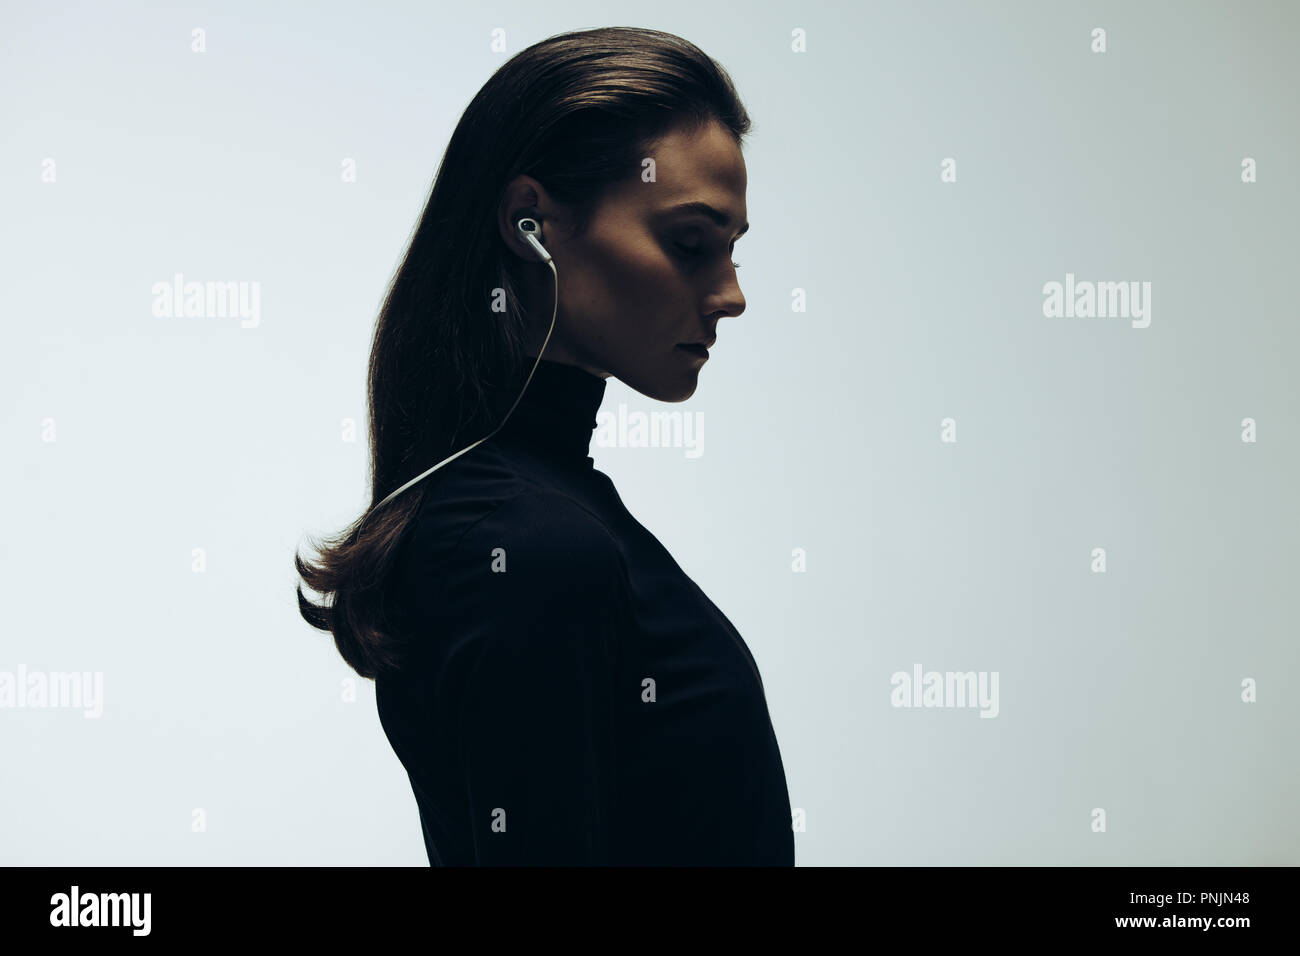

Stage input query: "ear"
[{"left": 497, "top": 175, "right": 551, "bottom": 262}]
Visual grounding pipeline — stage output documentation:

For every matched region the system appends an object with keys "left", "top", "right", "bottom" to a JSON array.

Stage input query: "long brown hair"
[{"left": 294, "top": 26, "right": 752, "bottom": 680}]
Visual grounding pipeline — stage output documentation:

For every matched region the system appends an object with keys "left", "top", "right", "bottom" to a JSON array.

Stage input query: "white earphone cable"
[{"left": 366, "top": 231, "right": 558, "bottom": 520}]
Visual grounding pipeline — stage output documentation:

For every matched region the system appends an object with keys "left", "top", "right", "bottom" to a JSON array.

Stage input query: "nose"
[{"left": 708, "top": 273, "right": 745, "bottom": 321}]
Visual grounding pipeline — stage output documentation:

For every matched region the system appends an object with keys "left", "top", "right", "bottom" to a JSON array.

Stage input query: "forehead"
[{"left": 605, "top": 120, "right": 747, "bottom": 226}]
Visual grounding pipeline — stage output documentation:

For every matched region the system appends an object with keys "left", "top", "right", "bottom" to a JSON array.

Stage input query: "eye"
[{"left": 673, "top": 241, "right": 741, "bottom": 270}]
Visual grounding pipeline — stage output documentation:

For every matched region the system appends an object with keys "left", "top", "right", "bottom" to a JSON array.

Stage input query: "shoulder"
[
  {"left": 395, "top": 488, "right": 627, "bottom": 606},
  {"left": 398, "top": 439, "right": 599, "bottom": 558},
  {"left": 455, "top": 491, "right": 618, "bottom": 563},
  {"left": 448, "top": 492, "right": 626, "bottom": 605},
  {"left": 419, "top": 491, "right": 632, "bottom": 681}
]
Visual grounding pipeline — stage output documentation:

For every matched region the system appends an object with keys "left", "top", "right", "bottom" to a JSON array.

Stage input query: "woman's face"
[{"left": 499, "top": 119, "right": 748, "bottom": 402}]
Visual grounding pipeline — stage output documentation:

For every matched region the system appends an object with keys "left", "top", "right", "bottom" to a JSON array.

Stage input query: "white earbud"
[{"left": 515, "top": 216, "right": 552, "bottom": 264}]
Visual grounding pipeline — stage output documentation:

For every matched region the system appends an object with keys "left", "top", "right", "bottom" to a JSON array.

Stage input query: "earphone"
[
  {"left": 515, "top": 216, "right": 552, "bottom": 265},
  {"left": 364, "top": 216, "right": 559, "bottom": 519}
]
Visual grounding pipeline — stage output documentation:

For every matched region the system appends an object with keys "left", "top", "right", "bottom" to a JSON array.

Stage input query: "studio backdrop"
[{"left": 1, "top": 0, "right": 1296, "bottom": 865}]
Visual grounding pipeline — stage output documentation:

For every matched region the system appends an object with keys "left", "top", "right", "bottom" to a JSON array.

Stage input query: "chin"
[
  {"left": 623, "top": 369, "right": 700, "bottom": 403},
  {"left": 660, "top": 375, "right": 700, "bottom": 402}
]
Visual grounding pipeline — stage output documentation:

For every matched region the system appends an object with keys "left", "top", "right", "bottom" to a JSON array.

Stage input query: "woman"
[{"left": 296, "top": 26, "right": 794, "bottom": 866}]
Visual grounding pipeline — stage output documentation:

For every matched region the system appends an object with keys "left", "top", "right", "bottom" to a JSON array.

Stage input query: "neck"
[{"left": 489, "top": 357, "right": 607, "bottom": 464}]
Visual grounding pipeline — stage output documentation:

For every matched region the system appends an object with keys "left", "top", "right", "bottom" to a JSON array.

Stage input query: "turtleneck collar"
[{"left": 489, "top": 357, "right": 607, "bottom": 464}]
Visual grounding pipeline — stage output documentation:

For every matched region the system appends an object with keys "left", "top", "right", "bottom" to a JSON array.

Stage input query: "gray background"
[{"left": 1, "top": 0, "right": 1296, "bottom": 865}]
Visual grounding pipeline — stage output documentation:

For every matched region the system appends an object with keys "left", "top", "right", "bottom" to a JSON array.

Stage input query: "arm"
[{"left": 440, "top": 492, "right": 630, "bottom": 865}]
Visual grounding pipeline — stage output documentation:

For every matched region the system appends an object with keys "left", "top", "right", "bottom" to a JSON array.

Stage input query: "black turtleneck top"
[{"left": 375, "top": 358, "right": 794, "bottom": 866}]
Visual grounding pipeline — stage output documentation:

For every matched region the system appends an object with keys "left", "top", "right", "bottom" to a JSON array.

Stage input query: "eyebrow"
[{"left": 665, "top": 201, "right": 749, "bottom": 237}]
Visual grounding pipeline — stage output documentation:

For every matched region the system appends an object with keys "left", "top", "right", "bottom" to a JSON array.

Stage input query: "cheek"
[
  {"left": 565, "top": 237, "right": 690, "bottom": 352},
  {"left": 609, "top": 239, "right": 675, "bottom": 292},
  {"left": 619, "top": 244, "right": 690, "bottom": 309}
]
